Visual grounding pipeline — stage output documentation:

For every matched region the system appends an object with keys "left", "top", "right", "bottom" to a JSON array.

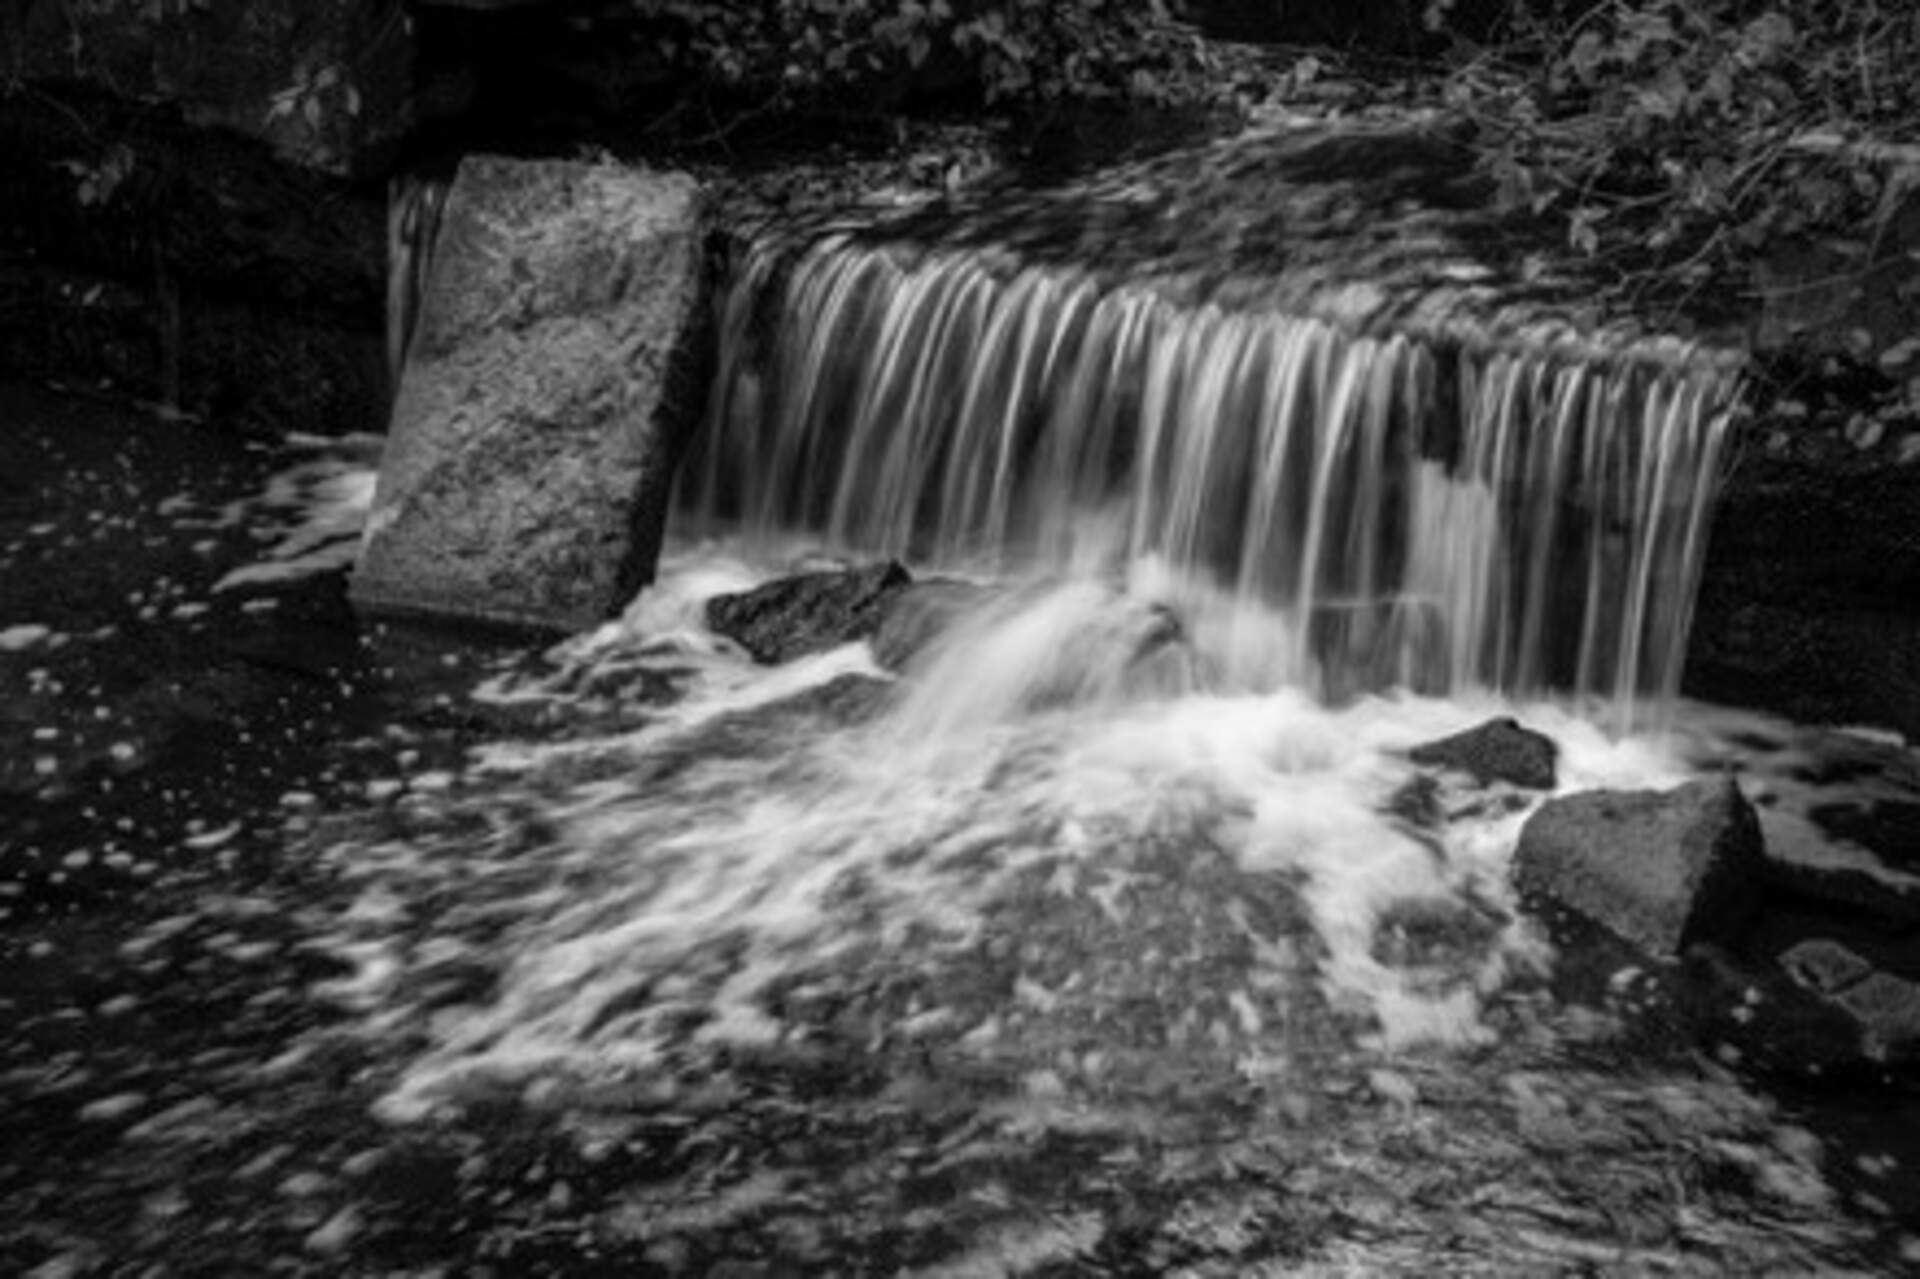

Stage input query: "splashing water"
[
  {"left": 328, "top": 541, "right": 1711, "bottom": 1128},
  {"left": 339, "top": 225, "right": 1758, "bottom": 1117},
  {"left": 326, "top": 172, "right": 1914, "bottom": 1268},
  {"left": 682, "top": 235, "right": 1739, "bottom": 722}
]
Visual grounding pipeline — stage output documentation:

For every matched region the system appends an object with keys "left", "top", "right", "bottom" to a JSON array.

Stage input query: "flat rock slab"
[
  {"left": 1514, "top": 777, "right": 1764, "bottom": 958},
  {"left": 1782, "top": 938, "right": 1920, "bottom": 1066},
  {"left": 353, "top": 156, "right": 707, "bottom": 633}
]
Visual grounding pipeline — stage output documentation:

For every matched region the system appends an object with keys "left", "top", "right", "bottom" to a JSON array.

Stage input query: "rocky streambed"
[{"left": 3, "top": 382, "right": 1919, "bottom": 1275}]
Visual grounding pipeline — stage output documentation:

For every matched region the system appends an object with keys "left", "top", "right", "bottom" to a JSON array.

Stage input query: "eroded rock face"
[
  {"left": 1408, "top": 717, "right": 1558, "bottom": 791},
  {"left": 352, "top": 157, "right": 709, "bottom": 633},
  {"left": 707, "top": 563, "right": 913, "bottom": 665},
  {"left": 1514, "top": 777, "right": 1764, "bottom": 959}
]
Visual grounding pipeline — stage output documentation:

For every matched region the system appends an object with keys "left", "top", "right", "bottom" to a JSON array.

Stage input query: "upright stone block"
[{"left": 352, "top": 157, "right": 708, "bottom": 633}]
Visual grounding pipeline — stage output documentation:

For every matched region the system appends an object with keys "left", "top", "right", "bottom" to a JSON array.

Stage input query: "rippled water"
[{"left": 286, "top": 532, "right": 1911, "bottom": 1270}]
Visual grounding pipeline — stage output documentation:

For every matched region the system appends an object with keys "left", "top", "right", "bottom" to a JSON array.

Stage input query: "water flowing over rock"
[
  {"left": 353, "top": 157, "right": 708, "bottom": 632},
  {"left": 869, "top": 577, "right": 998, "bottom": 671},
  {"left": 1514, "top": 778, "right": 1765, "bottom": 958},
  {"left": 683, "top": 226, "right": 1738, "bottom": 721},
  {"left": 1408, "top": 716, "right": 1558, "bottom": 790}
]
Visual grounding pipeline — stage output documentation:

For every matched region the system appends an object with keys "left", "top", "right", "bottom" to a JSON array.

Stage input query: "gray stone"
[
  {"left": 352, "top": 157, "right": 708, "bottom": 633},
  {"left": 1781, "top": 938, "right": 1920, "bottom": 1065},
  {"left": 1513, "top": 777, "right": 1765, "bottom": 958},
  {"left": 1409, "top": 716, "right": 1558, "bottom": 790},
  {"left": 707, "top": 563, "right": 912, "bottom": 665}
]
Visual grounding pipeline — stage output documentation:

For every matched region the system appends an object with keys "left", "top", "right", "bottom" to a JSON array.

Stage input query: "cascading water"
[
  {"left": 683, "top": 233, "right": 1739, "bottom": 724},
  {"left": 323, "top": 154, "right": 1906, "bottom": 1269}
]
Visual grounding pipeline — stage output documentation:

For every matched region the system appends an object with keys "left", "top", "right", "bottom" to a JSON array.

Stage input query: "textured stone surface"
[
  {"left": 1409, "top": 717, "right": 1558, "bottom": 790},
  {"left": 1781, "top": 938, "right": 1920, "bottom": 1066},
  {"left": 352, "top": 156, "right": 708, "bottom": 632},
  {"left": 1514, "top": 777, "right": 1765, "bottom": 958},
  {"left": 707, "top": 563, "right": 912, "bottom": 665}
]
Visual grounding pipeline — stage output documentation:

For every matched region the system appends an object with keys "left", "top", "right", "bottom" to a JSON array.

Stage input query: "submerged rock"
[
  {"left": 353, "top": 157, "right": 708, "bottom": 633},
  {"left": 1780, "top": 938, "right": 1920, "bottom": 1066},
  {"left": 1514, "top": 777, "right": 1764, "bottom": 958},
  {"left": 869, "top": 578, "right": 997, "bottom": 671},
  {"left": 707, "top": 562, "right": 912, "bottom": 665},
  {"left": 1370, "top": 895, "right": 1508, "bottom": 994},
  {"left": 1408, "top": 717, "right": 1558, "bottom": 790}
]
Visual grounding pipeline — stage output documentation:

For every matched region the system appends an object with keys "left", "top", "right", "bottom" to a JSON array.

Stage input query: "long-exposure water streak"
[{"left": 684, "top": 234, "right": 1740, "bottom": 724}]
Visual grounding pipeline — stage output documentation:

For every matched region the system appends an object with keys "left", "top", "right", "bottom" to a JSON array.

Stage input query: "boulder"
[
  {"left": 707, "top": 563, "right": 913, "bottom": 665},
  {"left": 1678, "top": 944, "right": 1885, "bottom": 1082},
  {"left": 1409, "top": 716, "right": 1558, "bottom": 790},
  {"left": 352, "top": 157, "right": 709, "bottom": 633},
  {"left": 1513, "top": 777, "right": 1765, "bottom": 958},
  {"left": 1780, "top": 938, "right": 1920, "bottom": 1066}
]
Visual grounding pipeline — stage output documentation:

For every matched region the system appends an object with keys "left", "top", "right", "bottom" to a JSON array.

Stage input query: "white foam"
[
  {"left": 213, "top": 438, "right": 381, "bottom": 593},
  {"left": 342, "top": 543, "right": 1729, "bottom": 1120}
]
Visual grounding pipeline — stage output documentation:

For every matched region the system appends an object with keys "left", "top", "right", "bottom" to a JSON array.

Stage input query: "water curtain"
[{"left": 685, "top": 232, "right": 1739, "bottom": 717}]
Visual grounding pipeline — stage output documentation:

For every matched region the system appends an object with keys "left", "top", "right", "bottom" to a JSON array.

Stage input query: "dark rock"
[
  {"left": 1781, "top": 938, "right": 1920, "bottom": 1066},
  {"left": 1514, "top": 777, "right": 1764, "bottom": 958},
  {"left": 1383, "top": 773, "right": 1442, "bottom": 831},
  {"left": 1757, "top": 853, "right": 1920, "bottom": 932},
  {"left": 352, "top": 157, "right": 709, "bottom": 633},
  {"left": 1409, "top": 717, "right": 1558, "bottom": 790},
  {"left": 708, "top": 563, "right": 913, "bottom": 665},
  {"left": 1678, "top": 943, "right": 1894, "bottom": 1083},
  {"left": 1685, "top": 410, "right": 1920, "bottom": 742},
  {"left": 869, "top": 578, "right": 996, "bottom": 671}
]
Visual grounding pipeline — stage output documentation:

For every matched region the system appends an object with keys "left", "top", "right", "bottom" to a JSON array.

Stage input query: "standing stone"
[
  {"left": 352, "top": 157, "right": 708, "bottom": 633},
  {"left": 1513, "top": 777, "right": 1765, "bottom": 958}
]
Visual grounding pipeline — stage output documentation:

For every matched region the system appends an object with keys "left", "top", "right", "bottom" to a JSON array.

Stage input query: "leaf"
[
  {"left": 1738, "top": 13, "right": 1795, "bottom": 67},
  {"left": 1567, "top": 31, "right": 1606, "bottom": 83},
  {"left": 1568, "top": 206, "right": 1602, "bottom": 256}
]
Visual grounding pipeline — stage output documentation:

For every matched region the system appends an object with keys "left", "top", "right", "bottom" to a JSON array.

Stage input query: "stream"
[{"left": 3, "top": 380, "right": 1917, "bottom": 1275}]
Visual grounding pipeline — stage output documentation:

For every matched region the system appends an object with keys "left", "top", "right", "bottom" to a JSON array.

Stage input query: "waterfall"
[
  {"left": 682, "top": 233, "right": 1739, "bottom": 721},
  {"left": 385, "top": 174, "right": 451, "bottom": 387}
]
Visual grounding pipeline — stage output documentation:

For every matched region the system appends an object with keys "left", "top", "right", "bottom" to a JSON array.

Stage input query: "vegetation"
[
  {"left": 613, "top": 1, "right": 1917, "bottom": 306},
  {"left": 1452, "top": 2, "right": 1920, "bottom": 317},
  {"left": 622, "top": 0, "right": 1219, "bottom": 111}
]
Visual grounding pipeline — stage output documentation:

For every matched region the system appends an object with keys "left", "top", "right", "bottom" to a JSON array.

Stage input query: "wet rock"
[
  {"left": 1408, "top": 717, "right": 1557, "bottom": 790},
  {"left": 707, "top": 563, "right": 913, "bottom": 665},
  {"left": 1370, "top": 895, "right": 1507, "bottom": 991},
  {"left": 869, "top": 577, "right": 996, "bottom": 671},
  {"left": 1679, "top": 944, "right": 1911, "bottom": 1083},
  {"left": 1514, "top": 777, "right": 1764, "bottom": 958},
  {"left": 1382, "top": 773, "right": 1443, "bottom": 831},
  {"left": 1781, "top": 938, "right": 1920, "bottom": 1066},
  {"left": 353, "top": 157, "right": 708, "bottom": 633}
]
